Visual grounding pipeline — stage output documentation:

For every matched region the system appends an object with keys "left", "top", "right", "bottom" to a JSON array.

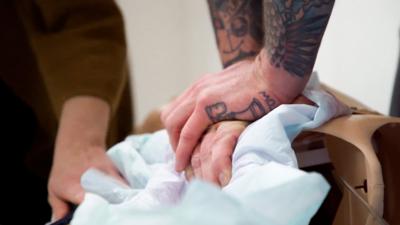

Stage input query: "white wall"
[
  {"left": 116, "top": 0, "right": 221, "bottom": 123},
  {"left": 117, "top": 0, "right": 400, "bottom": 123},
  {"left": 314, "top": 0, "right": 400, "bottom": 115}
]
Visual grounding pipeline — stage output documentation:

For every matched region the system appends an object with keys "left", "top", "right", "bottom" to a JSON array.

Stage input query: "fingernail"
[
  {"left": 185, "top": 166, "right": 193, "bottom": 181},
  {"left": 219, "top": 170, "right": 231, "bottom": 187},
  {"left": 74, "top": 191, "right": 85, "bottom": 203}
]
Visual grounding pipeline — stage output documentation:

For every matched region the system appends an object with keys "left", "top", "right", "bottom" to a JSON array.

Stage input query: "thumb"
[
  {"left": 49, "top": 195, "right": 69, "bottom": 221},
  {"left": 66, "top": 184, "right": 85, "bottom": 204}
]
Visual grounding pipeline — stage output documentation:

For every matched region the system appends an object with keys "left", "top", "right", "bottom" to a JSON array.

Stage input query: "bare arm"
[{"left": 48, "top": 97, "right": 124, "bottom": 220}]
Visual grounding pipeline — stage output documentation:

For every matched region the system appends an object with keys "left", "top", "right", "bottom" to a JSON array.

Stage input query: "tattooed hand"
[
  {"left": 162, "top": 51, "right": 308, "bottom": 172},
  {"left": 163, "top": 0, "right": 334, "bottom": 173}
]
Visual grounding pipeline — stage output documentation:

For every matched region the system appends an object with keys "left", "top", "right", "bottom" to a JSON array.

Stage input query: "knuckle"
[
  {"left": 197, "top": 92, "right": 210, "bottom": 107},
  {"left": 212, "top": 155, "right": 230, "bottom": 172},
  {"left": 211, "top": 154, "right": 224, "bottom": 168},
  {"left": 204, "top": 73, "right": 213, "bottom": 78},
  {"left": 180, "top": 130, "right": 196, "bottom": 142},
  {"left": 214, "top": 132, "right": 227, "bottom": 142},
  {"left": 199, "top": 149, "right": 211, "bottom": 162},
  {"left": 196, "top": 78, "right": 209, "bottom": 90},
  {"left": 217, "top": 131, "right": 237, "bottom": 144},
  {"left": 169, "top": 124, "right": 180, "bottom": 136},
  {"left": 212, "top": 132, "right": 232, "bottom": 149},
  {"left": 189, "top": 82, "right": 203, "bottom": 95},
  {"left": 163, "top": 117, "right": 172, "bottom": 130},
  {"left": 191, "top": 154, "right": 201, "bottom": 168},
  {"left": 192, "top": 81, "right": 202, "bottom": 91},
  {"left": 165, "top": 121, "right": 179, "bottom": 136}
]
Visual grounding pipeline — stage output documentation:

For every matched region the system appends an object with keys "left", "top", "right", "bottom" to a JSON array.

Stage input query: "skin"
[
  {"left": 185, "top": 0, "right": 263, "bottom": 185},
  {"left": 185, "top": 95, "right": 314, "bottom": 186},
  {"left": 47, "top": 96, "right": 125, "bottom": 220},
  {"left": 49, "top": 1, "right": 335, "bottom": 216},
  {"left": 162, "top": 0, "right": 335, "bottom": 177},
  {"left": 185, "top": 121, "right": 248, "bottom": 186}
]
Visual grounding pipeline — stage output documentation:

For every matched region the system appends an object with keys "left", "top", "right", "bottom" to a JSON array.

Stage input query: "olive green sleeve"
[{"left": 17, "top": 0, "right": 128, "bottom": 117}]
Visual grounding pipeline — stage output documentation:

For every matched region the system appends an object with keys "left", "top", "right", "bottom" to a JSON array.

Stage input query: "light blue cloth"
[{"left": 71, "top": 73, "right": 350, "bottom": 225}]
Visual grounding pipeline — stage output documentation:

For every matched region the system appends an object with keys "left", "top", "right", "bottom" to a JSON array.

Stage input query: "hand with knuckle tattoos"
[
  {"left": 179, "top": 94, "right": 314, "bottom": 187},
  {"left": 161, "top": 51, "right": 309, "bottom": 173},
  {"left": 162, "top": 0, "right": 335, "bottom": 177}
]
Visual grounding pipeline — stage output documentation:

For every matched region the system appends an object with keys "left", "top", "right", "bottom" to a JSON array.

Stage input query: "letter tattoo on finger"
[{"left": 204, "top": 91, "right": 279, "bottom": 123}]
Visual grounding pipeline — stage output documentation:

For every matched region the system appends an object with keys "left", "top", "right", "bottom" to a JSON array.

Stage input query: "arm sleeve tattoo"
[
  {"left": 263, "top": 0, "right": 335, "bottom": 78},
  {"left": 208, "top": 0, "right": 264, "bottom": 68},
  {"left": 203, "top": 0, "right": 334, "bottom": 123}
]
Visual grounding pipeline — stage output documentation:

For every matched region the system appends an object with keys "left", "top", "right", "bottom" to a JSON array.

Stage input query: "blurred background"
[{"left": 116, "top": 0, "right": 400, "bottom": 123}]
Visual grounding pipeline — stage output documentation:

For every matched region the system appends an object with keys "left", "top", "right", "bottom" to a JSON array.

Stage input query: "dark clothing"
[{"left": 0, "top": 0, "right": 132, "bottom": 224}]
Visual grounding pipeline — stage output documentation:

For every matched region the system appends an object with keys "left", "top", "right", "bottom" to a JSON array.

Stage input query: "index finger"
[{"left": 175, "top": 109, "right": 210, "bottom": 172}]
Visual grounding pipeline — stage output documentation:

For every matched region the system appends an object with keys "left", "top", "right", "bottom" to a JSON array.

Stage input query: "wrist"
[
  {"left": 254, "top": 49, "right": 309, "bottom": 103},
  {"left": 55, "top": 96, "right": 110, "bottom": 155},
  {"left": 222, "top": 51, "right": 259, "bottom": 68}
]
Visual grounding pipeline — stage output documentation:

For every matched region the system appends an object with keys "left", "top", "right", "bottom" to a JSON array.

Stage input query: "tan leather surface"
[
  {"left": 321, "top": 83, "right": 372, "bottom": 111},
  {"left": 313, "top": 115, "right": 400, "bottom": 224}
]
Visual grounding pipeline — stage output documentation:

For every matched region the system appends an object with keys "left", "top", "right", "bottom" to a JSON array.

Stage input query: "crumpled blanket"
[{"left": 71, "top": 73, "right": 350, "bottom": 225}]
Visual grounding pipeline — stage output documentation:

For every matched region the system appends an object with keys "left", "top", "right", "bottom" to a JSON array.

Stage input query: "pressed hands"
[
  {"left": 162, "top": 0, "right": 335, "bottom": 186},
  {"left": 48, "top": 0, "right": 335, "bottom": 219},
  {"left": 162, "top": 51, "right": 313, "bottom": 186}
]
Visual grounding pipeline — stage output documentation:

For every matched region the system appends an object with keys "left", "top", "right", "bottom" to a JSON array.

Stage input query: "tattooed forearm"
[
  {"left": 208, "top": 0, "right": 264, "bottom": 68},
  {"left": 263, "top": 0, "right": 335, "bottom": 77},
  {"left": 205, "top": 91, "right": 278, "bottom": 122}
]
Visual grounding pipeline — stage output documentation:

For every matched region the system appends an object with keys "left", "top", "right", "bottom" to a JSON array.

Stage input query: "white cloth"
[{"left": 71, "top": 73, "right": 350, "bottom": 225}]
